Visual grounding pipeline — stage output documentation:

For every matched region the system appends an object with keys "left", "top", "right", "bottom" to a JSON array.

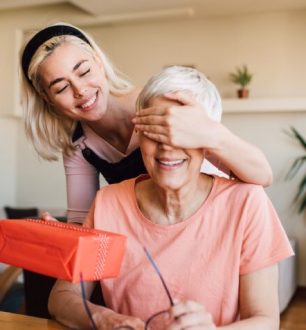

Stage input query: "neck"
[
  {"left": 136, "top": 175, "right": 213, "bottom": 225},
  {"left": 85, "top": 88, "right": 140, "bottom": 152}
]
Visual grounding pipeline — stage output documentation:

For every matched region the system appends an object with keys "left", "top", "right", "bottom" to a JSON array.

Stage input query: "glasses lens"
[{"left": 145, "top": 310, "right": 171, "bottom": 330}]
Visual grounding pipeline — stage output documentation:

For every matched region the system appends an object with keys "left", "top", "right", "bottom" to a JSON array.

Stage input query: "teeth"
[
  {"left": 81, "top": 95, "right": 96, "bottom": 109},
  {"left": 158, "top": 160, "right": 184, "bottom": 166}
]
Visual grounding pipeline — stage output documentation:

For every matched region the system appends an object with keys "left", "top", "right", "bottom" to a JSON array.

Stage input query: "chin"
[
  {"left": 155, "top": 177, "right": 186, "bottom": 191},
  {"left": 85, "top": 108, "right": 105, "bottom": 121}
]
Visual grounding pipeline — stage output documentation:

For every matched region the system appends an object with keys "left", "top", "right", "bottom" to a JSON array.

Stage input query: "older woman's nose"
[{"left": 158, "top": 143, "right": 175, "bottom": 151}]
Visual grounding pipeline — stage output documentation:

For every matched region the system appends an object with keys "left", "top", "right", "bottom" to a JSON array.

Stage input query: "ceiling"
[{"left": 1, "top": 0, "right": 306, "bottom": 21}]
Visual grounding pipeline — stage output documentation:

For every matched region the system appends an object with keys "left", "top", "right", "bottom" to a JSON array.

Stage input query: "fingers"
[
  {"left": 163, "top": 91, "right": 197, "bottom": 106},
  {"left": 40, "top": 211, "right": 58, "bottom": 221},
  {"left": 171, "top": 300, "right": 204, "bottom": 318},
  {"left": 132, "top": 94, "right": 209, "bottom": 149},
  {"left": 134, "top": 124, "right": 178, "bottom": 146},
  {"left": 133, "top": 113, "right": 166, "bottom": 125},
  {"left": 133, "top": 106, "right": 167, "bottom": 119},
  {"left": 168, "top": 300, "right": 216, "bottom": 330},
  {"left": 133, "top": 92, "right": 196, "bottom": 121},
  {"left": 142, "top": 131, "right": 170, "bottom": 145}
]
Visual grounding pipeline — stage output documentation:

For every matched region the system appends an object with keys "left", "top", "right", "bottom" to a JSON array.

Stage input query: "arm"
[
  {"left": 132, "top": 92, "right": 272, "bottom": 186},
  {"left": 167, "top": 265, "right": 279, "bottom": 330},
  {"left": 63, "top": 151, "right": 100, "bottom": 224},
  {"left": 219, "top": 265, "right": 279, "bottom": 329},
  {"left": 205, "top": 122, "right": 273, "bottom": 186},
  {"left": 48, "top": 279, "right": 97, "bottom": 329},
  {"left": 48, "top": 279, "right": 144, "bottom": 330}
]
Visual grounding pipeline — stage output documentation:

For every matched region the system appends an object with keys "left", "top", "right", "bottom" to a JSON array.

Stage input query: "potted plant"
[
  {"left": 286, "top": 126, "right": 306, "bottom": 213},
  {"left": 229, "top": 65, "right": 253, "bottom": 98}
]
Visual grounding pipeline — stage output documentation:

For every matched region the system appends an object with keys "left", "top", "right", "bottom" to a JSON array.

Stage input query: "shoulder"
[
  {"left": 96, "top": 177, "right": 136, "bottom": 199},
  {"left": 63, "top": 148, "right": 97, "bottom": 174},
  {"left": 210, "top": 176, "right": 272, "bottom": 222},
  {"left": 213, "top": 177, "right": 280, "bottom": 233},
  {"left": 92, "top": 177, "right": 138, "bottom": 221},
  {"left": 213, "top": 176, "right": 266, "bottom": 202}
]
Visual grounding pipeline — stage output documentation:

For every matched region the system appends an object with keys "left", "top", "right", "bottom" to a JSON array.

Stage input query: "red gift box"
[{"left": 0, "top": 219, "right": 126, "bottom": 283}]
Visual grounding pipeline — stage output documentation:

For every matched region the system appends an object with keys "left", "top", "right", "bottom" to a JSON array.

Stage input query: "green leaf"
[
  {"left": 298, "top": 194, "right": 306, "bottom": 213},
  {"left": 229, "top": 65, "right": 253, "bottom": 88},
  {"left": 286, "top": 156, "right": 306, "bottom": 180},
  {"left": 291, "top": 126, "right": 306, "bottom": 149},
  {"left": 285, "top": 127, "right": 306, "bottom": 213}
]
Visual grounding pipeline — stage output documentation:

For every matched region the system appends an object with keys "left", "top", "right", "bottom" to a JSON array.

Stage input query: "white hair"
[{"left": 137, "top": 66, "right": 222, "bottom": 122}]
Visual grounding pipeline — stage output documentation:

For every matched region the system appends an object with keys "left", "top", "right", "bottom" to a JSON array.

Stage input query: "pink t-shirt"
[{"left": 84, "top": 175, "right": 293, "bottom": 326}]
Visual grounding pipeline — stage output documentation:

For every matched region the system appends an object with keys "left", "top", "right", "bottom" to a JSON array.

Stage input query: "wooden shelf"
[{"left": 223, "top": 98, "right": 306, "bottom": 113}]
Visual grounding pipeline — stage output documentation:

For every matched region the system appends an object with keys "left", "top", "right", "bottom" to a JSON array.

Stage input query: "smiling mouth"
[
  {"left": 157, "top": 159, "right": 186, "bottom": 167},
  {"left": 80, "top": 92, "right": 97, "bottom": 110}
]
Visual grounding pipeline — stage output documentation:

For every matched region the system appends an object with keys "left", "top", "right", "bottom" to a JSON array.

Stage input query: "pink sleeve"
[
  {"left": 240, "top": 186, "right": 294, "bottom": 275},
  {"left": 83, "top": 189, "right": 104, "bottom": 229},
  {"left": 63, "top": 150, "right": 100, "bottom": 224}
]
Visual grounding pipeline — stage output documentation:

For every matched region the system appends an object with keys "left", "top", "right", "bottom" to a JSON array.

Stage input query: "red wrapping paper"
[{"left": 0, "top": 219, "right": 126, "bottom": 283}]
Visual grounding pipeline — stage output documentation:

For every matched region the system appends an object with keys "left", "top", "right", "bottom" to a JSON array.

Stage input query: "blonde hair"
[
  {"left": 137, "top": 65, "right": 222, "bottom": 122},
  {"left": 21, "top": 23, "right": 134, "bottom": 161}
]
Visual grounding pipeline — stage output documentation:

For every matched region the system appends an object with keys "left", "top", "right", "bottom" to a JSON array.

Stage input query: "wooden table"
[{"left": 0, "top": 311, "right": 69, "bottom": 329}]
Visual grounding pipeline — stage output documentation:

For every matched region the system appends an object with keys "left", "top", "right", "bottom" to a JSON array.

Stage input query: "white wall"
[
  {"left": 15, "top": 121, "right": 66, "bottom": 210},
  {"left": 0, "top": 118, "right": 18, "bottom": 209},
  {"left": 87, "top": 11, "right": 306, "bottom": 98},
  {"left": 0, "top": 5, "right": 306, "bottom": 283}
]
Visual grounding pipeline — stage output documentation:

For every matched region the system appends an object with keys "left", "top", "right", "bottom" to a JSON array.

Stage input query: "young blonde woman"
[{"left": 20, "top": 23, "right": 272, "bottom": 224}]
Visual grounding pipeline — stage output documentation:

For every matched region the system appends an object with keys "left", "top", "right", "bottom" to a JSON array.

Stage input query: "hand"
[
  {"left": 93, "top": 309, "right": 145, "bottom": 330},
  {"left": 40, "top": 211, "right": 58, "bottom": 221},
  {"left": 132, "top": 92, "right": 220, "bottom": 150},
  {"left": 167, "top": 300, "right": 216, "bottom": 330}
]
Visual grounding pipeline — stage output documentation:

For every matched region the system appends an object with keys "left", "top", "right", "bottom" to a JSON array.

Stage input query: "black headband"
[{"left": 21, "top": 25, "right": 91, "bottom": 84}]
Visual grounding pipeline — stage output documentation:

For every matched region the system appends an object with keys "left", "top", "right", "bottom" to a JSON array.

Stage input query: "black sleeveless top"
[{"left": 72, "top": 122, "right": 147, "bottom": 184}]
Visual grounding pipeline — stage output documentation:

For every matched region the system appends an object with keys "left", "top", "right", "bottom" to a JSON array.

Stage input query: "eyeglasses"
[
  {"left": 80, "top": 272, "right": 98, "bottom": 330},
  {"left": 143, "top": 247, "right": 174, "bottom": 330},
  {"left": 80, "top": 246, "right": 174, "bottom": 330}
]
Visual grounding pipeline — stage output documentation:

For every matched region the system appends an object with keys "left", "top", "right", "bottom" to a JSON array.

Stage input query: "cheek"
[
  {"left": 189, "top": 151, "right": 205, "bottom": 168},
  {"left": 51, "top": 94, "right": 76, "bottom": 115},
  {"left": 139, "top": 137, "right": 157, "bottom": 160},
  {"left": 52, "top": 95, "right": 69, "bottom": 108}
]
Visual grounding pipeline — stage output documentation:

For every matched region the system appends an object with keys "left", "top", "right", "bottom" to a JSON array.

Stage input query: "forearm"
[
  {"left": 49, "top": 282, "right": 145, "bottom": 330},
  {"left": 220, "top": 266, "right": 280, "bottom": 330},
  {"left": 207, "top": 122, "right": 273, "bottom": 186},
  {"left": 218, "top": 315, "right": 279, "bottom": 330},
  {"left": 49, "top": 288, "right": 99, "bottom": 329}
]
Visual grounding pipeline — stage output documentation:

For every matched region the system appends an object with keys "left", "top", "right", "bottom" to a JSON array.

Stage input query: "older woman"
[{"left": 48, "top": 66, "right": 292, "bottom": 330}]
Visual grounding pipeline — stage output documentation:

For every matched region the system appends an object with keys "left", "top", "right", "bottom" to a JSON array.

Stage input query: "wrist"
[
  {"left": 205, "top": 121, "right": 227, "bottom": 153},
  {"left": 91, "top": 306, "right": 114, "bottom": 329}
]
